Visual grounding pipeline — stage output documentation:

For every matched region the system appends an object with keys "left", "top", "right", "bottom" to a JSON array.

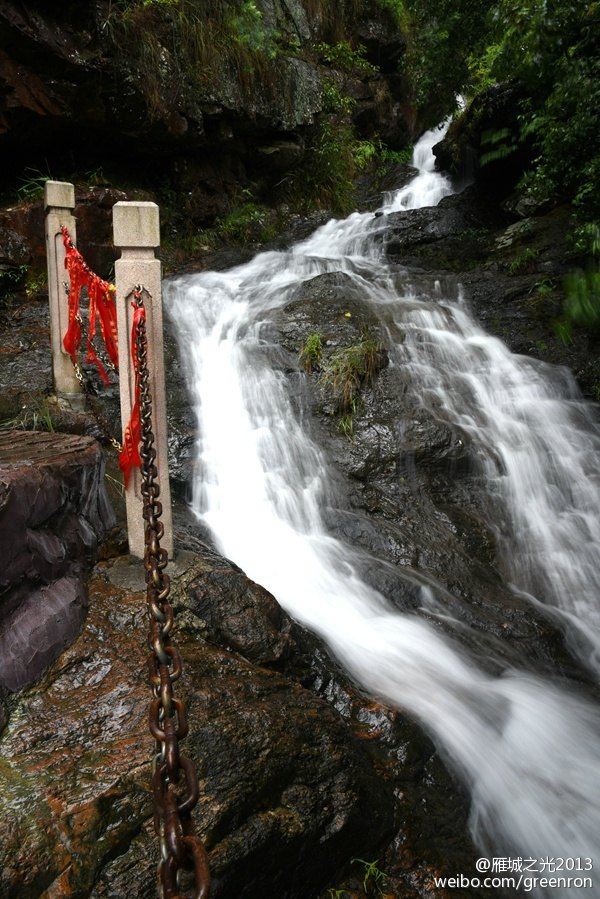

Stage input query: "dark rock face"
[
  {"left": 0, "top": 185, "right": 130, "bottom": 283},
  {"left": 383, "top": 185, "right": 509, "bottom": 271},
  {"left": 383, "top": 187, "right": 600, "bottom": 400},
  {"left": 0, "top": 430, "right": 114, "bottom": 692},
  {"left": 0, "top": 553, "right": 398, "bottom": 898},
  {"left": 268, "top": 270, "right": 587, "bottom": 680},
  {"left": 432, "top": 82, "right": 530, "bottom": 196},
  {"left": 186, "top": 561, "right": 295, "bottom": 666},
  {"left": 0, "top": 1, "right": 412, "bottom": 223}
]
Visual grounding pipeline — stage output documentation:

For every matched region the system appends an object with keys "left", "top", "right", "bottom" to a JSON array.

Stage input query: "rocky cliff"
[{"left": 0, "top": 1, "right": 410, "bottom": 226}]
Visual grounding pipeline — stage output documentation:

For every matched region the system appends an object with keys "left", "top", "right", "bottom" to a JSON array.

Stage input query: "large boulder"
[
  {"left": 268, "top": 270, "right": 586, "bottom": 679},
  {"left": 432, "top": 82, "right": 531, "bottom": 197},
  {"left": 0, "top": 430, "right": 114, "bottom": 694},
  {"left": 0, "top": 552, "right": 396, "bottom": 898}
]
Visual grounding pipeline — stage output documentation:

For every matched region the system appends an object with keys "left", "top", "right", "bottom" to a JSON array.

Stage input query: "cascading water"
[{"left": 167, "top": 121, "right": 600, "bottom": 887}]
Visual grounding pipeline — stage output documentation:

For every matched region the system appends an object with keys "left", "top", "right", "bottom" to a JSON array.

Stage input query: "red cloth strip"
[{"left": 61, "top": 227, "right": 119, "bottom": 382}]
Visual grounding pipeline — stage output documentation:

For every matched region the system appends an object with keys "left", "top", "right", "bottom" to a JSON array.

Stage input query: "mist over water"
[{"left": 167, "top": 121, "right": 600, "bottom": 889}]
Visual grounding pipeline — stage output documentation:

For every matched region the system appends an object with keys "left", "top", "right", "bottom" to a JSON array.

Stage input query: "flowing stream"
[{"left": 167, "top": 122, "right": 600, "bottom": 887}]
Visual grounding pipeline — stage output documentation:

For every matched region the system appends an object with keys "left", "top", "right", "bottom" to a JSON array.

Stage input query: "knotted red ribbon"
[
  {"left": 61, "top": 227, "right": 119, "bottom": 385},
  {"left": 118, "top": 298, "right": 146, "bottom": 486}
]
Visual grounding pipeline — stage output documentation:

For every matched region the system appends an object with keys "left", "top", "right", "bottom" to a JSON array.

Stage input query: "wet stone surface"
[
  {"left": 0, "top": 538, "right": 490, "bottom": 898},
  {"left": 0, "top": 430, "right": 113, "bottom": 694},
  {"left": 268, "top": 270, "right": 590, "bottom": 683}
]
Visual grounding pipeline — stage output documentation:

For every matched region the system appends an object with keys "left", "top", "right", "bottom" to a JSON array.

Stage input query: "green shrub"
[
  {"left": 508, "top": 247, "right": 539, "bottom": 275},
  {"left": 553, "top": 318, "right": 572, "bottom": 345},
  {"left": 215, "top": 202, "right": 276, "bottom": 244},
  {"left": 351, "top": 857, "right": 388, "bottom": 895},
  {"left": 322, "top": 81, "right": 356, "bottom": 116},
  {"left": 315, "top": 41, "right": 376, "bottom": 76},
  {"left": 564, "top": 269, "right": 600, "bottom": 331},
  {"left": 289, "top": 120, "right": 357, "bottom": 214},
  {"left": 299, "top": 333, "right": 324, "bottom": 372},
  {"left": 353, "top": 140, "right": 378, "bottom": 170},
  {"left": 108, "top": 0, "right": 282, "bottom": 117},
  {"left": 321, "top": 334, "right": 382, "bottom": 411},
  {"left": 0, "top": 265, "right": 28, "bottom": 299}
]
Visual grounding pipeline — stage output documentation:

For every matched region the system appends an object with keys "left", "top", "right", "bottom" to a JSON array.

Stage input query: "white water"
[{"left": 167, "top": 122, "right": 600, "bottom": 887}]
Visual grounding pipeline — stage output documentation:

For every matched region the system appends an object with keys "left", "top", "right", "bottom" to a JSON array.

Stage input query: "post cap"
[
  {"left": 113, "top": 201, "right": 160, "bottom": 249},
  {"left": 44, "top": 181, "right": 75, "bottom": 210}
]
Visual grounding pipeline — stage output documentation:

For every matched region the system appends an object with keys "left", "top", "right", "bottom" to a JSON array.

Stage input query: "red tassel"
[{"left": 60, "top": 227, "right": 119, "bottom": 380}]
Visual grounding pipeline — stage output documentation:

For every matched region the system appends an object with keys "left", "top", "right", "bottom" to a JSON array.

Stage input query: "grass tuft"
[
  {"left": 321, "top": 333, "right": 382, "bottom": 411},
  {"left": 299, "top": 332, "right": 324, "bottom": 372}
]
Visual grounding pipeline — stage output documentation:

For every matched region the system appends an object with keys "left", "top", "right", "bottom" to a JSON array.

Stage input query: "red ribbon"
[
  {"left": 118, "top": 299, "right": 146, "bottom": 486},
  {"left": 61, "top": 227, "right": 119, "bottom": 385}
]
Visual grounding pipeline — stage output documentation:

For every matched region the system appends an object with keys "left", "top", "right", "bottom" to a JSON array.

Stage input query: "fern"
[{"left": 480, "top": 142, "right": 518, "bottom": 167}]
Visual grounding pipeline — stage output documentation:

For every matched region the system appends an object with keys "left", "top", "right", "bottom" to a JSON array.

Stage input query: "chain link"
[{"left": 133, "top": 286, "right": 210, "bottom": 899}]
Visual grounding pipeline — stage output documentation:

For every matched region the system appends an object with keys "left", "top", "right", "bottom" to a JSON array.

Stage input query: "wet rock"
[
  {"left": 383, "top": 186, "right": 600, "bottom": 401},
  {"left": 257, "top": 138, "right": 305, "bottom": 173},
  {"left": 432, "top": 82, "right": 530, "bottom": 196},
  {"left": 268, "top": 271, "right": 588, "bottom": 680},
  {"left": 0, "top": 224, "right": 30, "bottom": 268},
  {"left": 185, "top": 562, "right": 295, "bottom": 666},
  {"left": 0, "top": 555, "right": 395, "bottom": 898},
  {"left": 0, "top": 294, "right": 52, "bottom": 421},
  {"left": 383, "top": 185, "right": 507, "bottom": 271},
  {"left": 172, "top": 538, "right": 485, "bottom": 895},
  {"left": 0, "top": 0, "right": 411, "bottom": 223},
  {"left": 0, "top": 185, "right": 129, "bottom": 275},
  {"left": 0, "top": 430, "right": 114, "bottom": 692}
]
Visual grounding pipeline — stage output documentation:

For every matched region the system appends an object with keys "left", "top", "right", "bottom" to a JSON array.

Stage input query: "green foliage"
[
  {"left": 351, "top": 857, "right": 388, "bottom": 895},
  {"left": 353, "top": 140, "right": 378, "bottom": 170},
  {"left": 321, "top": 334, "right": 382, "bottom": 411},
  {"left": 299, "top": 332, "right": 324, "bottom": 372},
  {"left": 508, "top": 247, "right": 539, "bottom": 275},
  {"left": 352, "top": 138, "right": 413, "bottom": 173},
  {"left": 108, "top": 0, "right": 282, "bottom": 116},
  {"left": 393, "top": 0, "right": 599, "bottom": 233},
  {"left": 479, "top": 128, "right": 518, "bottom": 168},
  {"left": 25, "top": 269, "right": 48, "bottom": 299},
  {"left": 375, "top": 0, "right": 410, "bottom": 30},
  {"left": 564, "top": 269, "right": 600, "bottom": 331},
  {"left": 230, "top": 0, "right": 279, "bottom": 58},
  {"left": 322, "top": 81, "right": 356, "bottom": 115},
  {"left": 0, "top": 399, "right": 55, "bottom": 434},
  {"left": 290, "top": 120, "right": 357, "bottom": 214},
  {"left": 0, "top": 265, "right": 28, "bottom": 299},
  {"left": 534, "top": 279, "right": 555, "bottom": 300},
  {"left": 214, "top": 202, "right": 276, "bottom": 244},
  {"left": 563, "top": 224, "right": 600, "bottom": 334},
  {"left": 16, "top": 168, "right": 50, "bottom": 201},
  {"left": 378, "top": 145, "right": 412, "bottom": 167},
  {"left": 315, "top": 41, "right": 376, "bottom": 76},
  {"left": 572, "top": 222, "right": 600, "bottom": 257},
  {"left": 553, "top": 318, "right": 573, "bottom": 345},
  {"left": 339, "top": 411, "right": 355, "bottom": 439},
  {"left": 162, "top": 197, "right": 278, "bottom": 267},
  {"left": 391, "top": 0, "right": 489, "bottom": 113}
]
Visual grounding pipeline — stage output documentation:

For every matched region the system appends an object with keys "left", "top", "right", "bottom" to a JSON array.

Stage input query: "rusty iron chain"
[{"left": 132, "top": 286, "right": 210, "bottom": 899}]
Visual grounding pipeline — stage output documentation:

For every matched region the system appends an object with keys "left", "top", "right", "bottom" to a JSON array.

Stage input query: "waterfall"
[{"left": 167, "top": 121, "right": 600, "bottom": 886}]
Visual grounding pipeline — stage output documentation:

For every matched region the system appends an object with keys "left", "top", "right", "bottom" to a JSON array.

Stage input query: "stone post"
[
  {"left": 44, "top": 181, "right": 82, "bottom": 401},
  {"left": 113, "top": 202, "right": 174, "bottom": 559}
]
